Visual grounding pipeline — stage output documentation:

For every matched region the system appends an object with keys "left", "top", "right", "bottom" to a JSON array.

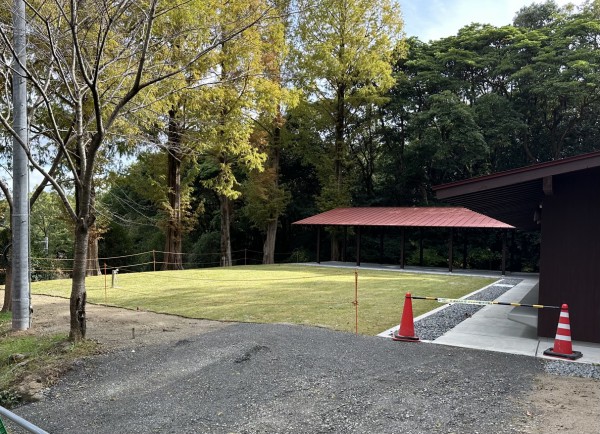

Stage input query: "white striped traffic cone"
[{"left": 543, "top": 304, "right": 582, "bottom": 360}]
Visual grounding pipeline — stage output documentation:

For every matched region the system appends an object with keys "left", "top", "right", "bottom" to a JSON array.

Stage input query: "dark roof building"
[{"left": 434, "top": 151, "right": 600, "bottom": 343}]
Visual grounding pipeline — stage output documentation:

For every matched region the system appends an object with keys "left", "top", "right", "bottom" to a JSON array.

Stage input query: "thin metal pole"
[
  {"left": 12, "top": 0, "right": 30, "bottom": 331},
  {"left": 0, "top": 405, "right": 49, "bottom": 434},
  {"left": 354, "top": 269, "right": 358, "bottom": 335},
  {"left": 355, "top": 226, "right": 361, "bottom": 267}
]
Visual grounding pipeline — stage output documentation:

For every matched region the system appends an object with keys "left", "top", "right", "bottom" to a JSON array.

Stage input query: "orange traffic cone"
[
  {"left": 392, "top": 292, "right": 419, "bottom": 342},
  {"left": 543, "top": 304, "right": 582, "bottom": 360}
]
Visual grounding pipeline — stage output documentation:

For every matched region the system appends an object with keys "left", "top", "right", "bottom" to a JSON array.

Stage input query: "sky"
[{"left": 398, "top": 0, "right": 587, "bottom": 42}]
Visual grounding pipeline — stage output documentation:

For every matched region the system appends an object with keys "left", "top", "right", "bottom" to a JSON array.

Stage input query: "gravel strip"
[
  {"left": 414, "top": 278, "right": 522, "bottom": 341},
  {"left": 544, "top": 360, "right": 600, "bottom": 379}
]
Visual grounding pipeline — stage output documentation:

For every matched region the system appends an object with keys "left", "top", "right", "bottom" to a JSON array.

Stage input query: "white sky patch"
[{"left": 399, "top": 0, "right": 587, "bottom": 42}]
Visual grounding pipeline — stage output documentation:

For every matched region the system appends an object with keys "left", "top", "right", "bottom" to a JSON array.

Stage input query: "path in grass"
[{"left": 31, "top": 265, "right": 495, "bottom": 336}]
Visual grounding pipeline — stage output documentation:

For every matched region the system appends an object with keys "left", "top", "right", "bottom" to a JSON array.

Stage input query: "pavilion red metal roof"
[{"left": 293, "top": 207, "right": 513, "bottom": 228}]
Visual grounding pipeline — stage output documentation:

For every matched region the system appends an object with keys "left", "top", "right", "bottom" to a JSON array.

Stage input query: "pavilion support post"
[
  {"left": 400, "top": 227, "right": 405, "bottom": 269},
  {"left": 462, "top": 230, "right": 468, "bottom": 269},
  {"left": 501, "top": 229, "right": 507, "bottom": 276},
  {"left": 448, "top": 228, "right": 454, "bottom": 273},
  {"left": 342, "top": 226, "right": 347, "bottom": 263},
  {"left": 379, "top": 229, "right": 384, "bottom": 264},
  {"left": 356, "top": 226, "right": 361, "bottom": 267},
  {"left": 419, "top": 228, "right": 424, "bottom": 266},
  {"left": 316, "top": 226, "right": 321, "bottom": 264}
]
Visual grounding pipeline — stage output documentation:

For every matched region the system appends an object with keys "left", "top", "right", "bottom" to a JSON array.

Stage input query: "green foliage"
[
  {"left": 242, "top": 167, "right": 291, "bottom": 231},
  {"left": 30, "top": 191, "right": 74, "bottom": 258},
  {"left": 91, "top": 0, "right": 600, "bottom": 274},
  {"left": 0, "top": 312, "right": 99, "bottom": 408},
  {"left": 191, "top": 231, "right": 221, "bottom": 267},
  {"left": 0, "top": 389, "right": 21, "bottom": 408},
  {"left": 291, "top": 0, "right": 404, "bottom": 211}
]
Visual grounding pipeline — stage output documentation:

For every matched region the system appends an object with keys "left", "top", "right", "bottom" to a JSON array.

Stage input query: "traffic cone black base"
[
  {"left": 392, "top": 331, "right": 419, "bottom": 342},
  {"left": 543, "top": 348, "right": 582, "bottom": 360}
]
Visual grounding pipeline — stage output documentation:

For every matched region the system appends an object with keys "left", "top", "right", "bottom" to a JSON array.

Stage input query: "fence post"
[
  {"left": 104, "top": 263, "right": 107, "bottom": 303},
  {"left": 244, "top": 249, "right": 247, "bottom": 266},
  {"left": 111, "top": 269, "right": 119, "bottom": 288},
  {"left": 152, "top": 250, "right": 156, "bottom": 272}
]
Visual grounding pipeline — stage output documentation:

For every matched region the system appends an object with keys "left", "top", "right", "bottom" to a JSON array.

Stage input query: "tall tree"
[
  {"left": 242, "top": 0, "right": 293, "bottom": 264},
  {"left": 0, "top": 0, "right": 275, "bottom": 340},
  {"left": 292, "top": 0, "right": 403, "bottom": 259},
  {"left": 195, "top": 0, "right": 282, "bottom": 266}
]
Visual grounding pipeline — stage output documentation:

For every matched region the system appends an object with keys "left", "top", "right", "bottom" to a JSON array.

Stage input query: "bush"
[{"left": 190, "top": 231, "right": 221, "bottom": 267}]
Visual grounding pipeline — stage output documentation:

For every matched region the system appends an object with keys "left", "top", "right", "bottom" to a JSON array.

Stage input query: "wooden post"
[
  {"left": 316, "top": 226, "right": 321, "bottom": 264},
  {"left": 462, "top": 230, "right": 468, "bottom": 269},
  {"left": 244, "top": 248, "right": 247, "bottom": 266},
  {"left": 152, "top": 250, "right": 156, "bottom": 272},
  {"left": 448, "top": 228, "right": 454, "bottom": 273},
  {"left": 342, "top": 226, "right": 347, "bottom": 262},
  {"left": 400, "top": 227, "right": 405, "bottom": 269},
  {"left": 379, "top": 229, "right": 384, "bottom": 264},
  {"left": 501, "top": 230, "right": 507, "bottom": 276},
  {"left": 419, "top": 228, "right": 424, "bottom": 266},
  {"left": 104, "top": 263, "right": 107, "bottom": 303},
  {"left": 355, "top": 226, "right": 361, "bottom": 267}
]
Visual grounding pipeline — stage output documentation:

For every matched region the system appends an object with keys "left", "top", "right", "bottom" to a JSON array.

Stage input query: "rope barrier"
[
  {"left": 410, "top": 295, "right": 561, "bottom": 309},
  {"left": 29, "top": 248, "right": 304, "bottom": 263}
]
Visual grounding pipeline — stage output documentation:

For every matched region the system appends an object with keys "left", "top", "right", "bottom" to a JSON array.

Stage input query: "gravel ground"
[
  {"left": 9, "top": 323, "right": 544, "bottom": 434},
  {"left": 544, "top": 360, "right": 600, "bottom": 379},
  {"left": 414, "top": 279, "right": 522, "bottom": 341}
]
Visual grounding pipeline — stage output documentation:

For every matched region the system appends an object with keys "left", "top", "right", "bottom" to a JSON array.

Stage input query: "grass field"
[{"left": 31, "top": 264, "right": 496, "bottom": 336}]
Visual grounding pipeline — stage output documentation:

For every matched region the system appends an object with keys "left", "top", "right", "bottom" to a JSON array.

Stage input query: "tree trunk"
[
  {"left": 1, "top": 263, "right": 12, "bottom": 312},
  {"left": 330, "top": 83, "right": 346, "bottom": 261},
  {"left": 163, "top": 108, "right": 183, "bottom": 271},
  {"left": 220, "top": 195, "right": 232, "bottom": 266},
  {"left": 86, "top": 226, "right": 101, "bottom": 276},
  {"left": 262, "top": 220, "right": 277, "bottom": 264},
  {"left": 70, "top": 221, "right": 89, "bottom": 341},
  {"left": 262, "top": 119, "right": 283, "bottom": 265}
]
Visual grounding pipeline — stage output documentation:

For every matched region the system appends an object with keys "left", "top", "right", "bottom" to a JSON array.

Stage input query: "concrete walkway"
[
  {"left": 431, "top": 277, "right": 600, "bottom": 364},
  {"left": 306, "top": 262, "right": 600, "bottom": 364}
]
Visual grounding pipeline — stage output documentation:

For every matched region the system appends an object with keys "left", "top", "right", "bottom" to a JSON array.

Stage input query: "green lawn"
[{"left": 31, "top": 265, "right": 496, "bottom": 335}]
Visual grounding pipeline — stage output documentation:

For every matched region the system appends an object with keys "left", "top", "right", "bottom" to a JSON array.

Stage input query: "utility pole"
[{"left": 12, "top": 0, "right": 30, "bottom": 330}]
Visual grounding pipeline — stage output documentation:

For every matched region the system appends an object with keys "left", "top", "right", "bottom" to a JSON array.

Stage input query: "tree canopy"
[{"left": 1, "top": 0, "right": 600, "bottom": 332}]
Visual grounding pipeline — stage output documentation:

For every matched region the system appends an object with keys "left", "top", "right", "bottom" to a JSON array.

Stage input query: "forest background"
[{"left": 1, "top": 0, "right": 600, "bottom": 307}]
